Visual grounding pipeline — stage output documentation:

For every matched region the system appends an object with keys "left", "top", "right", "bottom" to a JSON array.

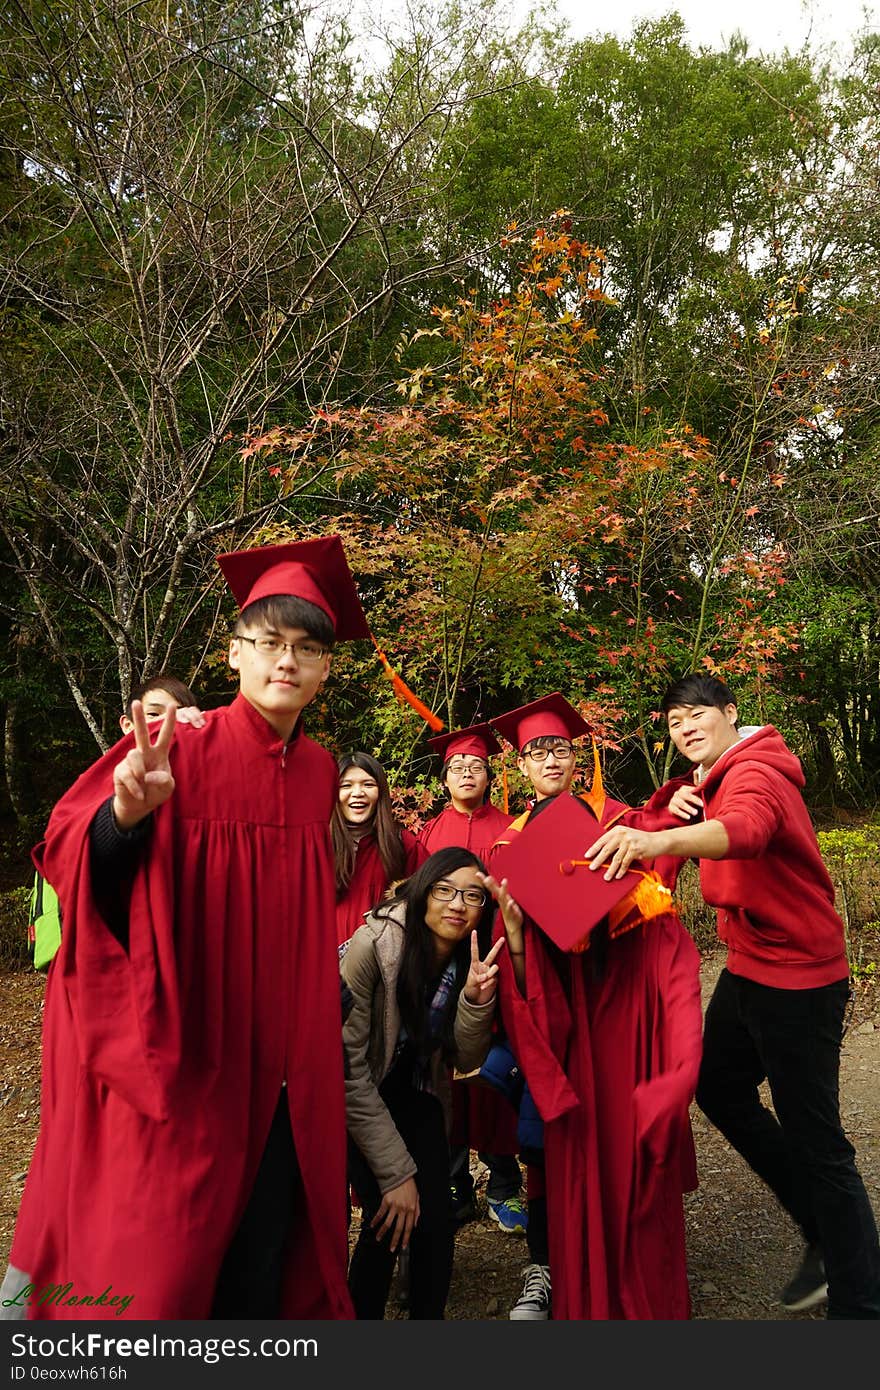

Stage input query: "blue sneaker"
[{"left": 487, "top": 1196, "right": 528, "bottom": 1235}]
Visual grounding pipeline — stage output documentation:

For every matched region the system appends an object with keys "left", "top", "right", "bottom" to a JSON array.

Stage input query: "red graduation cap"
[
  {"left": 217, "top": 534, "right": 444, "bottom": 730},
  {"left": 428, "top": 721, "right": 502, "bottom": 764},
  {"left": 491, "top": 692, "right": 591, "bottom": 753},
  {"left": 491, "top": 791, "right": 640, "bottom": 951},
  {"left": 217, "top": 535, "right": 370, "bottom": 640}
]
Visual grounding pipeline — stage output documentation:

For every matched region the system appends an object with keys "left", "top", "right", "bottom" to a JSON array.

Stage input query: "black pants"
[
  {"left": 696, "top": 969, "right": 880, "bottom": 1319},
  {"left": 525, "top": 1191, "right": 549, "bottom": 1266},
  {"left": 211, "top": 1093, "right": 300, "bottom": 1319},
  {"left": 348, "top": 1079, "right": 454, "bottom": 1319},
  {"left": 449, "top": 1146, "right": 522, "bottom": 1204}
]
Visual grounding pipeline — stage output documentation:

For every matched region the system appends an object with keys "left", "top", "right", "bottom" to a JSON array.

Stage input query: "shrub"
[
  {"left": 817, "top": 826, "right": 880, "bottom": 979},
  {"left": 0, "top": 886, "right": 32, "bottom": 972}
]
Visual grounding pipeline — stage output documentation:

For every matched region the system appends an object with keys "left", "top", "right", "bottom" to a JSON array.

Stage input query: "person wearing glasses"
[
  {"left": 419, "top": 724, "right": 524, "bottom": 1236},
  {"left": 333, "top": 752, "right": 426, "bottom": 953},
  {"left": 341, "top": 847, "right": 504, "bottom": 1318},
  {"left": 419, "top": 723, "right": 512, "bottom": 857},
  {"left": 483, "top": 693, "right": 702, "bottom": 1321},
  {"left": 9, "top": 538, "right": 367, "bottom": 1321},
  {"left": 483, "top": 694, "right": 589, "bottom": 1318}
]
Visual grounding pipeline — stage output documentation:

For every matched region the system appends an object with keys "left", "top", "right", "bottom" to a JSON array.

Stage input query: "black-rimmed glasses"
[
  {"left": 523, "top": 742, "right": 574, "bottom": 762},
  {"left": 429, "top": 883, "right": 487, "bottom": 908}
]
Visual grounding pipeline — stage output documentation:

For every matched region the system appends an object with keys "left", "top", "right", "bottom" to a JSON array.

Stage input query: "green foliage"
[
  {"left": 817, "top": 825, "right": 880, "bottom": 977},
  {"left": 1, "top": 5, "right": 879, "bottom": 827},
  {"left": 0, "top": 887, "right": 31, "bottom": 972}
]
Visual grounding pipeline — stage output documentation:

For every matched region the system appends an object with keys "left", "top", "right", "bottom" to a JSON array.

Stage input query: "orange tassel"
[
  {"left": 372, "top": 638, "right": 444, "bottom": 731},
  {"left": 569, "top": 869, "right": 675, "bottom": 954},
  {"left": 608, "top": 870, "right": 675, "bottom": 937},
  {"left": 501, "top": 756, "right": 510, "bottom": 816},
  {"left": 581, "top": 739, "right": 606, "bottom": 822}
]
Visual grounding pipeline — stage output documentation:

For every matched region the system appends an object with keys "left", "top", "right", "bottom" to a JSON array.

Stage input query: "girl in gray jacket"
[{"left": 342, "top": 847, "right": 503, "bottom": 1318}]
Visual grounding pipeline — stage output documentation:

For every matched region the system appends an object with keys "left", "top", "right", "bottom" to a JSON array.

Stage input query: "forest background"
[{"left": 1, "top": 0, "right": 879, "bottom": 911}]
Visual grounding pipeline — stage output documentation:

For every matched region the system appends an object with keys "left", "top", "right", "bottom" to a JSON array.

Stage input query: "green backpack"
[{"left": 28, "top": 869, "right": 62, "bottom": 971}]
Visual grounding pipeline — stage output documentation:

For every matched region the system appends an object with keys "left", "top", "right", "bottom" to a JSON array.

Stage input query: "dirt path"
[{"left": 3, "top": 952, "right": 878, "bottom": 1319}]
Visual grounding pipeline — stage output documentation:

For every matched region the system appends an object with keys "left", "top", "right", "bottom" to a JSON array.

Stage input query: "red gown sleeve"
[
  {"left": 37, "top": 738, "right": 182, "bottom": 1120},
  {"left": 622, "top": 776, "right": 701, "bottom": 890},
  {"left": 632, "top": 920, "right": 703, "bottom": 1186},
  {"left": 402, "top": 827, "right": 429, "bottom": 874},
  {"left": 495, "top": 919, "right": 581, "bottom": 1124}
]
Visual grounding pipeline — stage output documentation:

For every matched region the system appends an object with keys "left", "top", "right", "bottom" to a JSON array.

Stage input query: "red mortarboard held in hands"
[
  {"left": 491, "top": 790, "right": 642, "bottom": 952},
  {"left": 217, "top": 535, "right": 443, "bottom": 729}
]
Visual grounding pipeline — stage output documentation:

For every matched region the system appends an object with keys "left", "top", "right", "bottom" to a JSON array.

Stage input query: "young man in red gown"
[
  {"left": 8, "top": 537, "right": 365, "bottom": 1320},
  {"left": 484, "top": 693, "right": 703, "bottom": 1320}
]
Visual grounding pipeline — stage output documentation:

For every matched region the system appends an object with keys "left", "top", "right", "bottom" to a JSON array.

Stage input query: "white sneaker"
[
  {"left": 509, "top": 1263, "right": 551, "bottom": 1320},
  {"left": 779, "top": 1244, "right": 828, "bottom": 1312}
]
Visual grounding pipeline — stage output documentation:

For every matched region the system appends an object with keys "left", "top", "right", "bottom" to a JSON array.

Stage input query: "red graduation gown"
[
  {"left": 334, "top": 829, "right": 425, "bottom": 949},
  {"left": 418, "top": 801, "right": 513, "bottom": 861},
  {"left": 12, "top": 694, "right": 353, "bottom": 1320},
  {"left": 420, "top": 802, "right": 519, "bottom": 1155},
  {"left": 492, "top": 803, "right": 703, "bottom": 1320}
]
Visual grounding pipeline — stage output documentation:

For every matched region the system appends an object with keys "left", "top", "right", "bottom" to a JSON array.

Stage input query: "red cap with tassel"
[
  {"left": 218, "top": 535, "right": 444, "bottom": 730},
  {"left": 218, "top": 535, "right": 370, "bottom": 639}
]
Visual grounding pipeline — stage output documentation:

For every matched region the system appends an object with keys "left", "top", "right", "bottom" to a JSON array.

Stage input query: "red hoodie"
[{"left": 634, "top": 726, "right": 848, "bottom": 989}]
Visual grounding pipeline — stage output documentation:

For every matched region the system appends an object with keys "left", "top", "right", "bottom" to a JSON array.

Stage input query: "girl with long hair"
[
  {"left": 332, "top": 751, "right": 426, "bottom": 950},
  {"left": 341, "top": 847, "right": 503, "bottom": 1319}
]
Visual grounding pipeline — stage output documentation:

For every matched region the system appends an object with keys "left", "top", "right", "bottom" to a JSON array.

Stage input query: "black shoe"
[
  {"left": 451, "top": 1191, "right": 478, "bottom": 1226},
  {"left": 450, "top": 1189, "right": 478, "bottom": 1223},
  {"left": 779, "top": 1244, "right": 828, "bottom": 1311}
]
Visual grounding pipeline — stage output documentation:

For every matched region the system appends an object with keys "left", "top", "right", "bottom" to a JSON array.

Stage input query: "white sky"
[
  {"left": 543, "top": 0, "right": 877, "bottom": 55},
  {"left": 353, "top": 1, "right": 878, "bottom": 58}
]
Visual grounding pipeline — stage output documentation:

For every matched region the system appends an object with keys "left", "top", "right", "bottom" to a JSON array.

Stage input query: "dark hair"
[
  {"left": 236, "top": 594, "right": 335, "bottom": 649},
  {"left": 521, "top": 734, "right": 576, "bottom": 755},
  {"left": 126, "top": 672, "right": 197, "bottom": 717},
  {"left": 332, "top": 752, "right": 408, "bottom": 895},
  {"left": 379, "top": 847, "right": 493, "bottom": 1064},
  {"left": 661, "top": 674, "right": 737, "bottom": 716}
]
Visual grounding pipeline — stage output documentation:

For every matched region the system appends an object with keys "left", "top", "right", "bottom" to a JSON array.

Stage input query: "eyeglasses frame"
[{"left": 234, "top": 633, "right": 329, "bottom": 665}]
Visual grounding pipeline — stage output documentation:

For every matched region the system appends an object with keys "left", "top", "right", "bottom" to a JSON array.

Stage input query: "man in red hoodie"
[{"left": 587, "top": 673, "right": 880, "bottom": 1320}]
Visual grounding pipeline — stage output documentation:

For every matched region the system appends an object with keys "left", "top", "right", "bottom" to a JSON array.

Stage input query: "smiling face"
[
  {"left": 423, "top": 864, "right": 487, "bottom": 961},
  {"left": 229, "top": 623, "right": 331, "bottom": 739},
  {"left": 338, "top": 765, "right": 381, "bottom": 826},
  {"left": 517, "top": 737, "right": 577, "bottom": 801},
  {"left": 666, "top": 701, "right": 739, "bottom": 772}
]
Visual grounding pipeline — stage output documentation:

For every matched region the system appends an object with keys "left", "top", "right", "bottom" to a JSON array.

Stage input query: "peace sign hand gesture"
[
  {"left": 462, "top": 931, "right": 505, "bottom": 1005},
  {"left": 112, "top": 700, "right": 177, "bottom": 830}
]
